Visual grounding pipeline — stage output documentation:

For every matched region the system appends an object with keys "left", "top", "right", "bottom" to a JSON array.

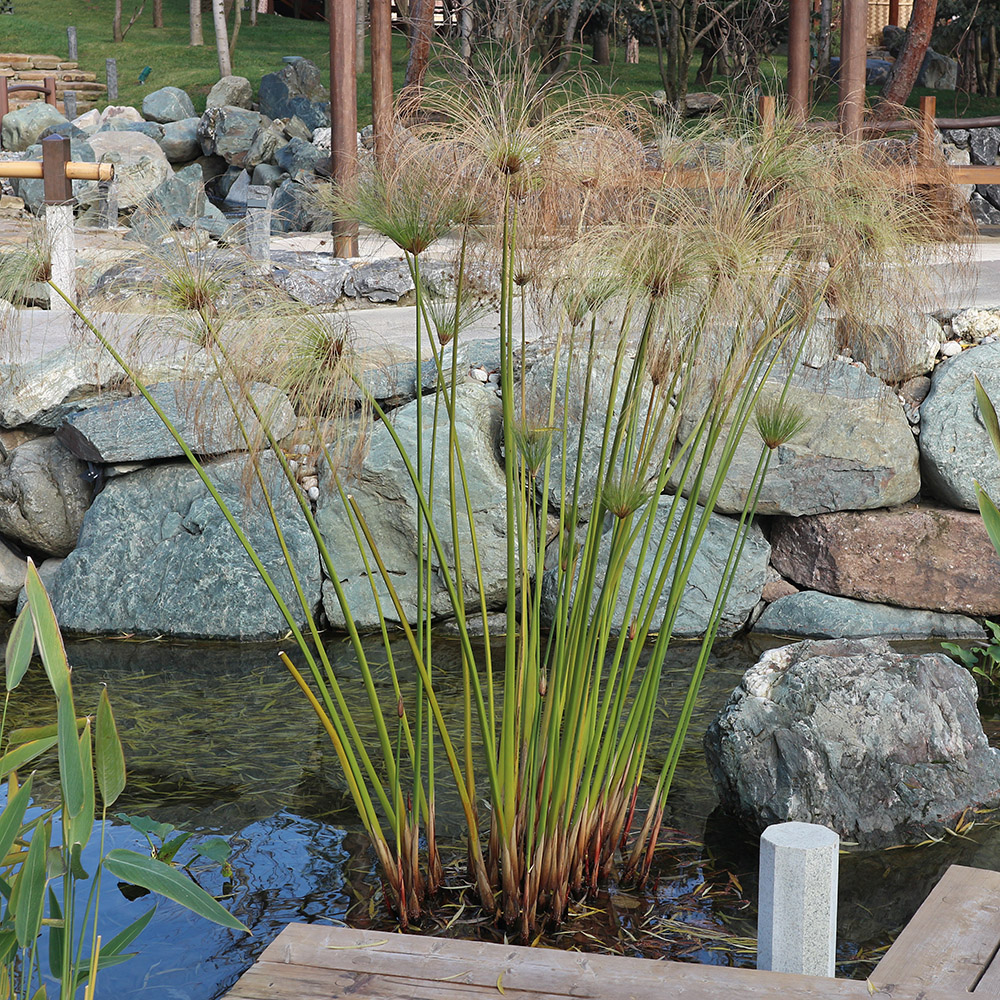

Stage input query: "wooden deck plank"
[{"left": 870, "top": 865, "right": 1000, "bottom": 996}]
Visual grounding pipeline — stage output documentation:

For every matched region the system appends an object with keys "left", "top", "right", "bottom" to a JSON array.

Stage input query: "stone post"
[
  {"left": 757, "top": 822, "right": 839, "bottom": 978},
  {"left": 246, "top": 185, "right": 272, "bottom": 263},
  {"left": 63, "top": 90, "right": 77, "bottom": 121},
  {"left": 106, "top": 58, "right": 118, "bottom": 102},
  {"left": 67, "top": 25, "right": 78, "bottom": 61}
]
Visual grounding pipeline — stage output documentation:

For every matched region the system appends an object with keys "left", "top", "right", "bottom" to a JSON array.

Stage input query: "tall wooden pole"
[
  {"left": 371, "top": 0, "right": 393, "bottom": 163},
  {"left": 787, "top": 0, "right": 810, "bottom": 121},
  {"left": 838, "top": 0, "right": 867, "bottom": 139},
  {"left": 331, "top": 0, "right": 359, "bottom": 256},
  {"left": 888, "top": 0, "right": 900, "bottom": 26}
]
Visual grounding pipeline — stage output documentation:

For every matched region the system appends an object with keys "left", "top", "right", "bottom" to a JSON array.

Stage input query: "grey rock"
[
  {"left": 2, "top": 103, "right": 68, "bottom": 152},
  {"left": 754, "top": 590, "right": 985, "bottom": 639},
  {"left": 917, "top": 48, "right": 958, "bottom": 90},
  {"left": 245, "top": 121, "right": 288, "bottom": 169},
  {"left": 0, "top": 537, "right": 27, "bottom": 607},
  {"left": 942, "top": 129, "right": 970, "bottom": 147},
  {"left": 191, "top": 154, "right": 228, "bottom": 184},
  {"left": 134, "top": 162, "right": 205, "bottom": 226},
  {"left": 206, "top": 75, "right": 253, "bottom": 110},
  {"left": 159, "top": 118, "right": 201, "bottom": 163},
  {"left": 78, "top": 131, "right": 170, "bottom": 210},
  {"left": 258, "top": 59, "right": 330, "bottom": 131},
  {"left": 317, "top": 385, "right": 507, "bottom": 628},
  {"left": 675, "top": 361, "right": 920, "bottom": 516},
  {"left": 274, "top": 136, "right": 324, "bottom": 176},
  {"left": 837, "top": 314, "right": 942, "bottom": 382},
  {"left": 56, "top": 380, "right": 296, "bottom": 463},
  {"left": 210, "top": 164, "right": 245, "bottom": 201},
  {"left": 978, "top": 184, "right": 1000, "bottom": 214},
  {"left": 142, "top": 86, "right": 196, "bottom": 124},
  {"left": 0, "top": 345, "right": 120, "bottom": 428},
  {"left": 276, "top": 265, "right": 351, "bottom": 305},
  {"left": 37, "top": 121, "right": 91, "bottom": 143},
  {"left": 542, "top": 497, "right": 770, "bottom": 638},
  {"left": 224, "top": 168, "right": 251, "bottom": 209},
  {"left": 47, "top": 452, "right": 321, "bottom": 639},
  {"left": 284, "top": 115, "right": 314, "bottom": 141},
  {"left": 969, "top": 128, "right": 1000, "bottom": 167},
  {"left": 270, "top": 177, "right": 316, "bottom": 233},
  {"left": 970, "top": 192, "right": 1000, "bottom": 226},
  {"left": 920, "top": 341, "right": 1000, "bottom": 510},
  {"left": 15, "top": 138, "right": 94, "bottom": 214},
  {"left": 704, "top": 637, "right": 1000, "bottom": 848},
  {"left": 197, "top": 106, "right": 272, "bottom": 167},
  {"left": 251, "top": 163, "right": 286, "bottom": 188},
  {"left": 99, "top": 120, "right": 165, "bottom": 142},
  {"left": 0, "top": 436, "right": 92, "bottom": 556},
  {"left": 865, "top": 58, "right": 893, "bottom": 86},
  {"left": 345, "top": 259, "right": 414, "bottom": 303}
]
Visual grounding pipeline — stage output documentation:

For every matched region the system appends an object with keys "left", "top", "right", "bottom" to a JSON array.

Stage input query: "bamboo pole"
[{"left": 0, "top": 162, "right": 115, "bottom": 182}]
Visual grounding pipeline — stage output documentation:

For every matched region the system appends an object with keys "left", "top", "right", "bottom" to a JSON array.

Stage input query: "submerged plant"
[{"left": 58, "top": 76, "right": 965, "bottom": 940}]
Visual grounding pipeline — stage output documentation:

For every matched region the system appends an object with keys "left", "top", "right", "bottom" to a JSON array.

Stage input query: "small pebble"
[
  {"left": 471, "top": 367, "right": 489, "bottom": 382},
  {"left": 293, "top": 443, "right": 310, "bottom": 455},
  {"left": 287, "top": 459, "right": 299, "bottom": 474},
  {"left": 302, "top": 476, "right": 319, "bottom": 490},
  {"left": 307, "top": 486, "right": 320, "bottom": 501},
  {"left": 940, "top": 341, "right": 962, "bottom": 357},
  {"left": 487, "top": 372, "right": 500, "bottom": 385}
]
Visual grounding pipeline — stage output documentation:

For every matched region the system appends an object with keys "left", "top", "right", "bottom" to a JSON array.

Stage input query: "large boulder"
[
  {"left": 769, "top": 503, "right": 1000, "bottom": 615},
  {"left": 258, "top": 59, "right": 330, "bottom": 131},
  {"left": 754, "top": 590, "right": 984, "bottom": 640},
  {"left": 0, "top": 345, "right": 120, "bottom": 428},
  {"left": 0, "top": 538, "right": 27, "bottom": 607},
  {"left": 142, "top": 86, "right": 196, "bottom": 124},
  {"left": 0, "top": 437, "right": 92, "bottom": 556},
  {"left": 197, "top": 106, "right": 272, "bottom": 168},
  {"left": 206, "top": 75, "right": 253, "bottom": 110},
  {"left": 158, "top": 118, "right": 201, "bottom": 163},
  {"left": 273, "top": 136, "right": 325, "bottom": 176},
  {"left": 344, "top": 259, "right": 415, "bottom": 303},
  {"left": 135, "top": 162, "right": 206, "bottom": 226},
  {"left": 78, "top": 131, "right": 171, "bottom": 210},
  {"left": 2, "top": 103, "right": 68, "bottom": 152},
  {"left": 917, "top": 48, "right": 958, "bottom": 91},
  {"left": 271, "top": 177, "right": 317, "bottom": 233},
  {"left": 47, "top": 452, "right": 321, "bottom": 639},
  {"left": 541, "top": 496, "right": 770, "bottom": 638},
  {"left": 316, "top": 384, "right": 508, "bottom": 628},
  {"left": 920, "top": 341, "right": 1000, "bottom": 510},
  {"left": 704, "top": 637, "right": 1000, "bottom": 849},
  {"left": 674, "top": 360, "right": 920, "bottom": 516},
  {"left": 56, "top": 380, "right": 296, "bottom": 464}
]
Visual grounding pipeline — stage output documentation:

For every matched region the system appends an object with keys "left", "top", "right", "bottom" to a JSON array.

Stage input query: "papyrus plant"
[
  {"left": 974, "top": 376, "right": 1000, "bottom": 559},
  {"left": 60, "top": 69, "right": 962, "bottom": 938}
]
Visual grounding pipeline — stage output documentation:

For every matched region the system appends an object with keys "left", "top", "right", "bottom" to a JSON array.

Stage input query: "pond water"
[{"left": 5, "top": 632, "right": 999, "bottom": 999}]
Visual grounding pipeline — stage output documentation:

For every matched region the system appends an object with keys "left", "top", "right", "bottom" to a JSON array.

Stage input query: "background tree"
[
  {"left": 114, "top": 0, "right": 123, "bottom": 41},
  {"left": 154, "top": 0, "right": 163, "bottom": 27},
  {"left": 190, "top": 0, "right": 204, "bottom": 44},
  {"left": 212, "top": 0, "right": 233, "bottom": 76},
  {"left": 935, "top": 0, "right": 1000, "bottom": 97},
  {"left": 874, "top": 0, "right": 939, "bottom": 116}
]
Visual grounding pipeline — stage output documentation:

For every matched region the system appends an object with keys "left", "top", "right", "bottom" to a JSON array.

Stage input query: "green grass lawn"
[{"left": 1, "top": 0, "right": 993, "bottom": 125}]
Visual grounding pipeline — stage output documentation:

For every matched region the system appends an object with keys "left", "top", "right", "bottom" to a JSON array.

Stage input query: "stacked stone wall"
[{"left": 0, "top": 53, "right": 106, "bottom": 115}]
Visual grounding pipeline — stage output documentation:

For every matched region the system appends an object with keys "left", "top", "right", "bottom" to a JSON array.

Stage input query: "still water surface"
[{"left": 5, "top": 633, "right": 999, "bottom": 998}]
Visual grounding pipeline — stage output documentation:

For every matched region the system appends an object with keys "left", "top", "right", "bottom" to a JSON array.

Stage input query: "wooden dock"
[{"left": 223, "top": 865, "right": 1000, "bottom": 1000}]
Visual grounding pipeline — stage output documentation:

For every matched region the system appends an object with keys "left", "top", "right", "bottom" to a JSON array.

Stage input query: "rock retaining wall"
[{"left": 0, "top": 52, "right": 106, "bottom": 116}]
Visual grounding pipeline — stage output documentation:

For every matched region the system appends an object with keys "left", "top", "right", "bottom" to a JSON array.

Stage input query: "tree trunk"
[
  {"left": 988, "top": 24, "right": 998, "bottom": 98},
  {"left": 229, "top": 0, "right": 242, "bottom": 58},
  {"left": 817, "top": 0, "right": 832, "bottom": 77},
  {"left": 251, "top": 0, "right": 257, "bottom": 26},
  {"left": 356, "top": 0, "right": 366, "bottom": 75},
  {"left": 190, "top": 0, "right": 203, "bottom": 44},
  {"left": 873, "top": 0, "right": 938, "bottom": 117},
  {"left": 554, "top": 0, "right": 583, "bottom": 74},
  {"left": 113, "top": 0, "right": 122, "bottom": 42},
  {"left": 153, "top": 0, "right": 163, "bottom": 26},
  {"left": 212, "top": 0, "right": 233, "bottom": 77},
  {"left": 592, "top": 22, "right": 610, "bottom": 65},
  {"left": 403, "top": 0, "right": 434, "bottom": 99}
]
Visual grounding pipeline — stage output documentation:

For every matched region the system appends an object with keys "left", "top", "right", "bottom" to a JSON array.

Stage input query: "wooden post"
[
  {"left": 918, "top": 94, "right": 936, "bottom": 164},
  {"left": 760, "top": 95, "right": 776, "bottom": 139},
  {"left": 837, "top": 0, "right": 866, "bottom": 139},
  {"left": 0, "top": 78, "right": 9, "bottom": 129},
  {"left": 42, "top": 135, "right": 75, "bottom": 313},
  {"left": 371, "top": 0, "right": 393, "bottom": 163},
  {"left": 44, "top": 76, "right": 57, "bottom": 108},
  {"left": 330, "top": 0, "right": 359, "bottom": 257},
  {"left": 888, "top": 0, "right": 900, "bottom": 26},
  {"left": 787, "top": 0, "right": 810, "bottom": 121}
]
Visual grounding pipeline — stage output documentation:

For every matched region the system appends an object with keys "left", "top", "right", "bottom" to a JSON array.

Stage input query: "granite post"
[{"left": 758, "top": 822, "right": 839, "bottom": 977}]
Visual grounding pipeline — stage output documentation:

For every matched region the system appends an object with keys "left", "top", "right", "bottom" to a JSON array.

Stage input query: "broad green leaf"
[
  {"left": 975, "top": 376, "right": 1000, "bottom": 458},
  {"left": 24, "top": 562, "right": 70, "bottom": 701},
  {"left": 57, "top": 695, "right": 85, "bottom": 820},
  {"left": 73, "top": 951, "right": 138, "bottom": 988},
  {"left": 0, "top": 930, "right": 17, "bottom": 965},
  {"left": 0, "top": 737, "right": 57, "bottom": 778},
  {"left": 159, "top": 831, "right": 192, "bottom": 864},
  {"left": 68, "top": 720, "right": 95, "bottom": 853},
  {"left": 0, "top": 775, "right": 32, "bottom": 872},
  {"left": 103, "top": 850, "right": 248, "bottom": 932},
  {"left": 976, "top": 482, "right": 1000, "bottom": 560},
  {"left": 9, "top": 718, "right": 86, "bottom": 745},
  {"left": 30, "top": 985, "right": 47, "bottom": 1000},
  {"left": 13, "top": 818, "right": 48, "bottom": 948},
  {"left": 98, "top": 905, "right": 156, "bottom": 957},
  {"left": 194, "top": 838, "right": 232, "bottom": 864},
  {"left": 114, "top": 815, "right": 174, "bottom": 840},
  {"left": 96, "top": 690, "right": 125, "bottom": 808},
  {"left": 5, "top": 606, "right": 34, "bottom": 692},
  {"left": 47, "top": 887, "right": 63, "bottom": 982}
]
